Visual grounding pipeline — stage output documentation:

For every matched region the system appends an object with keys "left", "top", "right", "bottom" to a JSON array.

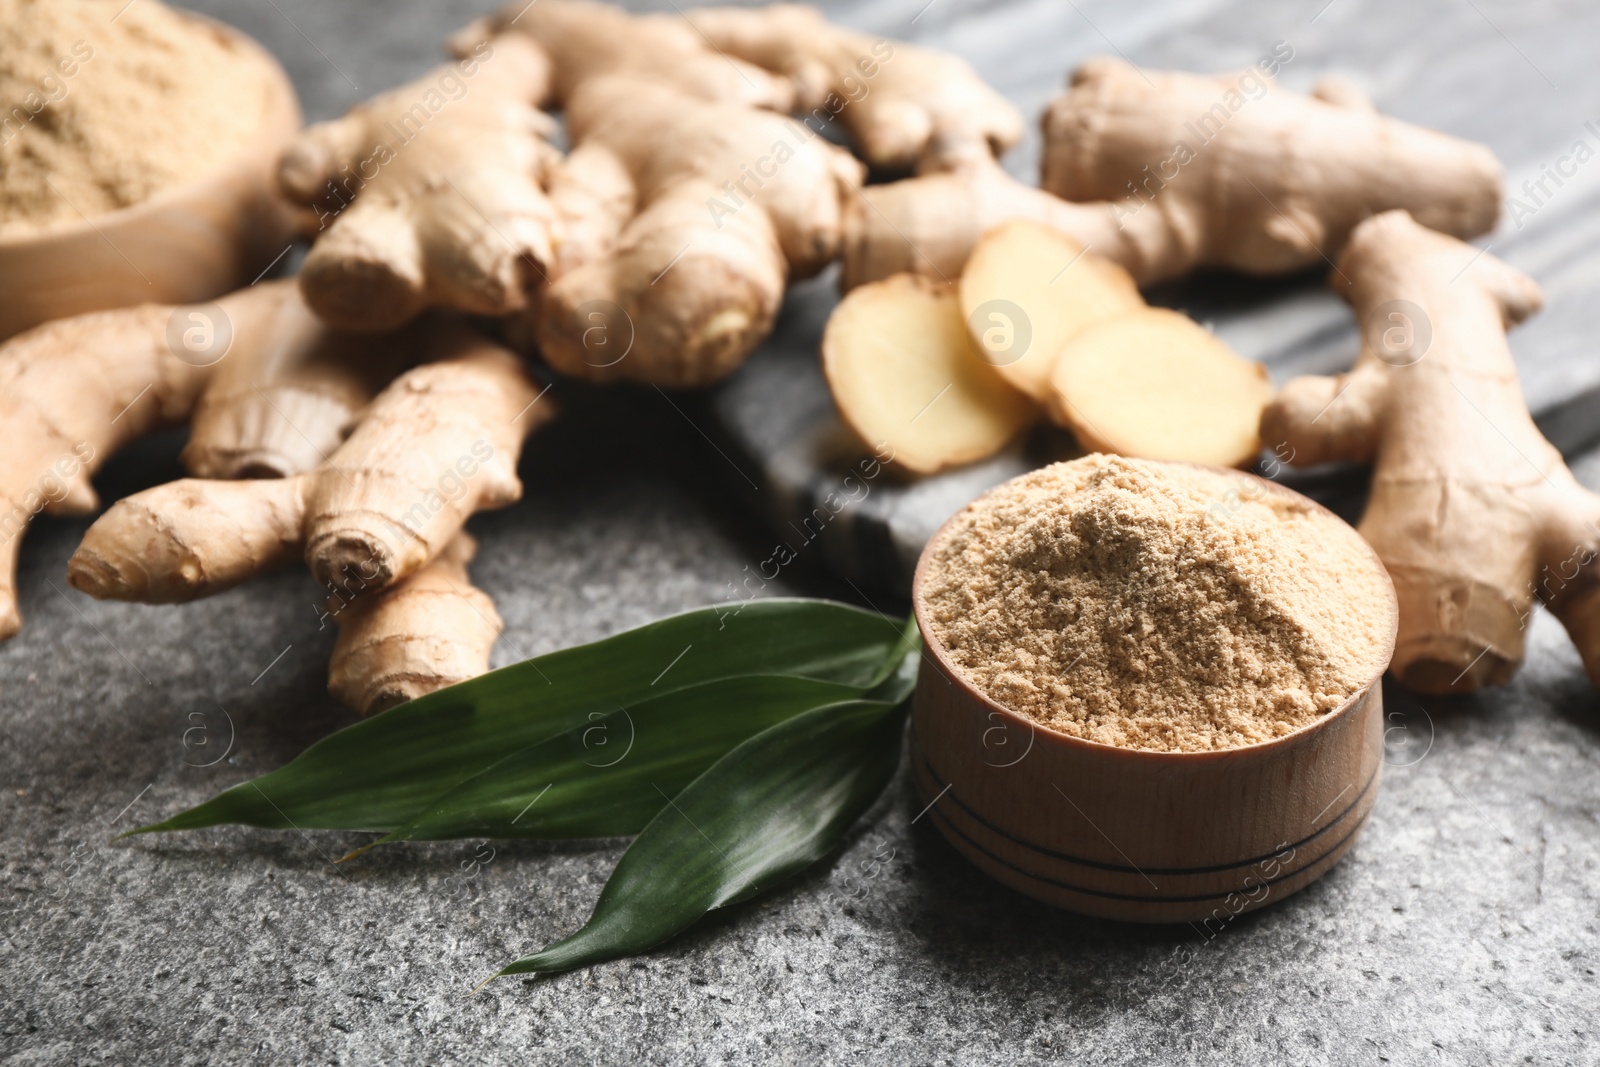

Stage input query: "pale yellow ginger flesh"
[
  {"left": 1049, "top": 308, "right": 1273, "bottom": 469},
  {"left": 67, "top": 324, "right": 549, "bottom": 605},
  {"left": 328, "top": 533, "right": 503, "bottom": 714},
  {"left": 843, "top": 58, "right": 1502, "bottom": 289},
  {"left": 822, "top": 274, "right": 1038, "bottom": 475},
  {"left": 958, "top": 220, "right": 1143, "bottom": 401},
  {"left": 1262, "top": 210, "right": 1600, "bottom": 695}
]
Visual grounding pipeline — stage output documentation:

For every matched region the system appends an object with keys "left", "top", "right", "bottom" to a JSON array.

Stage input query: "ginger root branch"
[
  {"left": 1262, "top": 210, "right": 1600, "bottom": 693},
  {"left": 843, "top": 58, "right": 1502, "bottom": 290},
  {"left": 328, "top": 533, "right": 503, "bottom": 714},
  {"left": 69, "top": 323, "right": 548, "bottom": 606}
]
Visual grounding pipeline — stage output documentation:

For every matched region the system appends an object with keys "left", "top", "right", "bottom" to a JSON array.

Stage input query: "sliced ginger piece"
[
  {"left": 1048, "top": 307, "right": 1273, "bottom": 468},
  {"left": 958, "top": 219, "right": 1144, "bottom": 401},
  {"left": 823, "top": 274, "right": 1038, "bottom": 475}
]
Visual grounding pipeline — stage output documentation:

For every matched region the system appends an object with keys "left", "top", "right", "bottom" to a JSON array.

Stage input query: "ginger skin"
[
  {"left": 468, "top": 0, "right": 1029, "bottom": 384},
  {"left": 67, "top": 324, "right": 549, "bottom": 605},
  {"left": 282, "top": 0, "right": 798, "bottom": 343},
  {"left": 328, "top": 533, "right": 502, "bottom": 714},
  {"left": 1262, "top": 210, "right": 1600, "bottom": 694},
  {"left": 51, "top": 318, "right": 541, "bottom": 716},
  {"left": 0, "top": 306, "right": 210, "bottom": 641},
  {"left": 531, "top": 74, "right": 863, "bottom": 386},
  {"left": 449, "top": 0, "right": 793, "bottom": 110},
  {"left": 183, "top": 281, "right": 415, "bottom": 479},
  {"left": 301, "top": 0, "right": 1026, "bottom": 386},
  {"left": 450, "top": 2, "right": 861, "bottom": 387},
  {"left": 277, "top": 36, "right": 563, "bottom": 332},
  {"left": 0, "top": 280, "right": 401, "bottom": 639},
  {"left": 844, "top": 59, "right": 1502, "bottom": 289},
  {"left": 841, "top": 158, "right": 1132, "bottom": 290},
  {"left": 683, "top": 2, "right": 1023, "bottom": 170}
]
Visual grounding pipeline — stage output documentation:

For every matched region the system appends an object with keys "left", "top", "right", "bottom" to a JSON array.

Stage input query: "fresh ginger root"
[
  {"left": 183, "top": 281, "right": 415, "bottom": 479},
  {"left": 1041, "top": 60, "right": 1501, "bottom": 279},
  {"left": 839, "top": 156, "right": 1135, "bottom": 291},
  {"left": 446, "top": 2, "right": 861, "bottom": 387},
  {"left": 683, "top": 2, "right": 1024, "bottom": 170},
  {"left": 449, "top": 0, "right": 793, "bottom": 110},
  {"left": 1049, "top": 308, "right": 1273, "bottom": 469},
  {"left": 958, "top": 220, "right": 1143, "bottom": 401},
  {"left": 0, "top": 306, "right": 210, "bottom": 641},
  {"left": 286, "top": 0, "right": 805, "bottom": 362},
  {"left": 327, "top": 533, "right": 502, "bottom": 714},
  {"left": 0, "top": 281, "right": 414, "bottom": 640},
  {"left": 1262, "top": 210, "right": 1600, "bottom": 694},
  {"left": 68, "top": 323, "right": 548, "bottom": 605},
  {"left": 303, "top": 0, "right": 1027, "bottom": 386},
  {"left": 276, "top": 36, "right": 563, "bottom": 332},
  {"left": 822, "top": 274, "right": 1037, "bottom": 475},
  {"left": 844, "top": 58, "right": 1502, "bottom": 288},
  {"left": 537, "top": 75, "right": 863, "bottom": 386}
]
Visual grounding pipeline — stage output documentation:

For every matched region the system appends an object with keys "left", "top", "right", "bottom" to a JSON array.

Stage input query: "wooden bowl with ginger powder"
[
  {"left": 911, "top": 454, "right": 1397, "bottom": 924},
  {"left": 0, "top": 0, "right": 302, "bottom": 340}
]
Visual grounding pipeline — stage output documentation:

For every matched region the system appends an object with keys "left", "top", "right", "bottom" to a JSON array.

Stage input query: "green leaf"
[
  {"left": 131, "top": 600, "right": 906, "bottom": 836},
  {"left": 373, "top": 674, "right": 865, "bottom": 845},
  {"left": 863, "top": 613, "right": 922, "bottom": 704},
  {"left": 493, "top": 696, "right": 908, "bottom": 981}
]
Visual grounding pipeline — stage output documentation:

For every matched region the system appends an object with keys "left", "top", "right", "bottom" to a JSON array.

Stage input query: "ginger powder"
[
  {"left": 921, "top": 455, "right": 1392, "bottom": 753},
  {"left": 0, "top": 0, "right": 275, "bottom": 235}
]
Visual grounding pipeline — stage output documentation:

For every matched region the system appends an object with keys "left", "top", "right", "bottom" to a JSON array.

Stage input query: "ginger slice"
[
  {"left": 1048, "top": 308, "right": 1272, "bottom": 469},
  {"left": 822, "top": 274, "right": 1038, "bottom": 475},
  {"left": 958, "top": 220, "right": 1144, "bottom": 401}
]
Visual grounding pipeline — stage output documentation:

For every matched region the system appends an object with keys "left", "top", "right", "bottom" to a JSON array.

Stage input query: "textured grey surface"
[{"left": 4, "top": 2, "right": 1600, "bottom": 1065}]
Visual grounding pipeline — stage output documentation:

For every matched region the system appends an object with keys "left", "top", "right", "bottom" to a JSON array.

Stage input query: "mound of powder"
[
  {"left": 0, "top": 0, "right": 276, "bottom": 235},
  {"left": 921, "top": 455, "right": 1394, "bottom": 753}
]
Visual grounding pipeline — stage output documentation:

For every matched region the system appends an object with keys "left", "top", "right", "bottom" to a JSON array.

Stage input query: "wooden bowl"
[
  {"left": 0, "top": 13, "right": 303, "bottom": 341},
  {"left": 909, "top": 468, "right": 1398, "bottom": 925}
]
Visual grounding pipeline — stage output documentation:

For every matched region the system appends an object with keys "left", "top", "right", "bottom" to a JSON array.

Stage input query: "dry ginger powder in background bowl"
[
  {"left": 921, "top": 455, "right": 1394, "bottom": 753},
  {"left": 0, "top": 0, "right": 275, "bottom": 235}
]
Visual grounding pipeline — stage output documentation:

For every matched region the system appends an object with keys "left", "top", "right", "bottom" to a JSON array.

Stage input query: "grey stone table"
[{"left": 3, "top": 2, "right": 1598, "bottom": 1064}]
